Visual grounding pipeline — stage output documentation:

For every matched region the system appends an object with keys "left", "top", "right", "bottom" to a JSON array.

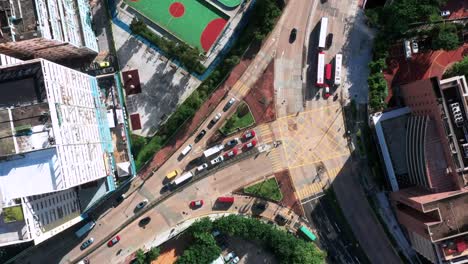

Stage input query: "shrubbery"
[
  {"left": 444, "top": 56, "right": 468, "bottom": 79},
  {"left": 131, "top": 0, "right": 283, "bottom": 170},
  {"left": 134, "top": 247, "right": 160, "bottom": 264}
]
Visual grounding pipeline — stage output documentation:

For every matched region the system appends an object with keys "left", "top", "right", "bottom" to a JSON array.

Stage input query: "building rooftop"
[
  {"left": 391, "top": 187, "right": 468, "bottom": 242},
  {"left": 0, "top": 61, "right": 52, "bottom": 157},
  {"left": 0, "top": 148, "right": 59, "bottom": 204}
]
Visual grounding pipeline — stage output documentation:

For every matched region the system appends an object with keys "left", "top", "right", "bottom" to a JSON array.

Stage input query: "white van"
[
  {"left": 404, "top": 40, "right": 412, "bottom": 60},
  {"left": 181, "top": 144, "right": 192, "bottom": 156}
]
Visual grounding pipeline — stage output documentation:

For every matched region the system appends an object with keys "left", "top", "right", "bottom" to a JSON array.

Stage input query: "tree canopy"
[{"left": 444, "top": 56, "right": 468, "bottom": 79}]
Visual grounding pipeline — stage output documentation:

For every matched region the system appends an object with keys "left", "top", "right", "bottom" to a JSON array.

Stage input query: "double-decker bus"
[
  {"left": 317, "top": 52, "right": 325, "bottom": 87},
  {"left": 334, "top": 53, "right": 342, "bottom": 86},
  {"left": 318, "top": 17, "right": 328, "bottom": 50}
]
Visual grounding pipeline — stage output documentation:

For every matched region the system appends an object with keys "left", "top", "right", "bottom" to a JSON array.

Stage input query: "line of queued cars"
[{"left": 213, "top": 129, "right": 257, "bottom": 164}]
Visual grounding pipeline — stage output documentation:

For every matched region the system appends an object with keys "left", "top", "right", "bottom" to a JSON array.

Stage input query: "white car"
[
  {"left": 136, "top": 199, "right": 148, "bottom": 209},
  {"left": 230, "top": 256, "right": 240, "bottom": 264},
  {"left": 411, "top": 41, "right": 419, "bottom": 54},
  {"left": 440, "top": 10, "right": 450, "bottom": 17},
  {"left": 210, "top": 155, "right": 224, "bottom": 165},
  {"left": 223, "top": 98, "right": 236, "bottom": 111},
  {"left": 224, "top": 252, "right": 236, "bottom": 262},
  {"left": 196, "top": 163, "right": 208, "bottom": 172}
]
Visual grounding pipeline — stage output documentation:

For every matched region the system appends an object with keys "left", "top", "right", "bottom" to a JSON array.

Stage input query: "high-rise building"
[
  {"left": 372, "top": 75, "right": 468, "bottom": 263},
  {"left": 0, "top": 0, "right": 98, "bottom": 61},
  {"left": 0, "top": 55, "right": 114, "bottom": 246}
]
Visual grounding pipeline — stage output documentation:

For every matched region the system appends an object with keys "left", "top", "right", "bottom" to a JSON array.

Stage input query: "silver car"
[
  {"left": 210, "top": 155, "right": 224, "bottom": 165},
  {"left": 210, "top": 113, "right": 222, "bottom": 124}
]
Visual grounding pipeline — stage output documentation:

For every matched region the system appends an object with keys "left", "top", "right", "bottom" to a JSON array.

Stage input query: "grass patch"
[
  {"left": 244, "top": 178, "right": 283, "bottom": 202},
  {"left": 3, "top": 206, "right": 24, "bottom": 223},
  {"left": 219, "top": 103, "right": 255, "bottom": 135}
]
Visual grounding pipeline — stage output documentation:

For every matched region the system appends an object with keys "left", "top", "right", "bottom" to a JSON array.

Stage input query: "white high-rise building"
[
  {"left": 0, "top": 0, "right": 98, "bottom": 61},
  {"left": 0, "top": 55, "right": 114, "bottom": 246}
]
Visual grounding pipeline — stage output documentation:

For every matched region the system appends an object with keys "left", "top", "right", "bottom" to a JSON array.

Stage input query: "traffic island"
[
  {"left": 219, "top": 102, "right": 255, "bottom": 135},
  {"left": 243, "top": 178, "right": 283, "bottom": 202}
]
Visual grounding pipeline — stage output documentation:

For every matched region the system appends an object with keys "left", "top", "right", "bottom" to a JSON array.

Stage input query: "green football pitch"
[
  {"left": 218, "top": 0, "right": 241, "bottom": 8},
  {"left": 125, "top": 0, "right": 229, "bottom": 52}
]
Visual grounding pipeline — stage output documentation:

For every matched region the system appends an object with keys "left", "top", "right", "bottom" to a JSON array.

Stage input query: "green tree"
[
  {"left": 131, "top": 134, "right": 147, "bottom": 157},
  {"left": 177, "top": 232, "right": 221, "bottom": 264},
  {"left": 431, "top": 23, "right": 460, "bottom": 50},
  {"left": 146, "top": 247, "right": 160, "bottom": 262},
  {"left": 368, "top": 58, "right": 386, "bottom": 74},
  {"left": 135, "top": 249, "right": 146, "bottom": 264},
  {"left": 188, "top": 217, "right": 213, "bottom": 235},
  {"left": 444, "top": 56, "right": 468, "bottom": 79}
]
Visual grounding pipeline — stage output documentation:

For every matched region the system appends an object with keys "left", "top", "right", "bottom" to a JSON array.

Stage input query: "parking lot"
[{"left": 217, "top": 236, "right": 278, "bottom": 264}]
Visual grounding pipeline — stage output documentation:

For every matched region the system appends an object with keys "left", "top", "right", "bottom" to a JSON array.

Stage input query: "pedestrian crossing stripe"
[
  {"left": 297, "top": 181, "right": 326, "bottom": 200},
  {"left": 268, "top": 149, "right": 283, "bottom": 172},
  {"left": 326, "top": 167, "right": 341, "bottom": 181}
]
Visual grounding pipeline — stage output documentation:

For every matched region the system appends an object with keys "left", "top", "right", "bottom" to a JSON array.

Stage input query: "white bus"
[
  {"left": 203, "top": 144, "right": 224, "bottom": 158},
  {"left": 318, "top": 17, "right": 328, "bottom": 50},
  {"left": 317, "top": 52, "right": 325, "bottom": 87},
  {"left": 334, "top": 54, "right": 342, "bottom": 86},
  {"left": 173, "top": 171, "right": 194, "bottom": 187}
]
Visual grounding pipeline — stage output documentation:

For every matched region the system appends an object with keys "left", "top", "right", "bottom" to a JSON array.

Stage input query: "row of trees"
[
  {"left": 177, "top": 216, "right": 326, "bottom": 264},
  {"left": 131, "top": 0, "right": 283, "bottom": 170},
  {"left": 364, "top": 0, "right": 464, "bottom": 112},
  {"left": 134, "top": 247, "right": 160, "bottom": 264}
]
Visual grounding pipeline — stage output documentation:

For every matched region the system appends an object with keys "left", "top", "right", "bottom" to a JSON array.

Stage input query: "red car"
[
  {"left": 243, "top": 140, "right": 257, "bottom": 150},
  {"left": 224, "top": 148, "right": 238, "bottom": 158},
  {"left": 107, "top": 235, "right": 120, "bottom": 247},
  {"left": 242, "top": 130, "right": 256, "bottom": 140},
  {"left": 190, "top": 200, "right": 204, "bottom": 208}
]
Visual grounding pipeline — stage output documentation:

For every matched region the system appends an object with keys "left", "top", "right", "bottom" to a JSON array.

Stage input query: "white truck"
[{"left": 203, "top": 144, "right": 224, "bottom": 158}]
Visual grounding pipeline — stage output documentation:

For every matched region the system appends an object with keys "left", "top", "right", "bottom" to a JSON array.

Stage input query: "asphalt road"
[{"left": 303, "top": 197, "right": 359, "bottom": 264}]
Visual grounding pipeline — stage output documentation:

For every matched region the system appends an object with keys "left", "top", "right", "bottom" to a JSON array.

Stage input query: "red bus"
[
  {"left": 325, "top": 64, "right": 332, "bottom": 80},
  {"left": 217, "top": 197, "right": 234, "bottom": 203}
]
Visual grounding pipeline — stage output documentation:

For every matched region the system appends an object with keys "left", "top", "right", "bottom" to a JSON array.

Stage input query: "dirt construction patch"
[
  {"left": 274, "top": 170, "right": 304, "bottom": 217},
  {"left": 244, "top": 61, "right": 276, "bottom": 125}
]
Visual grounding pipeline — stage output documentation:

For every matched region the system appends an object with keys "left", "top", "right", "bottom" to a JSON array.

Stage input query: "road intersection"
[{"left": 9, "top": 0, "right": 402, "bottom": 263}]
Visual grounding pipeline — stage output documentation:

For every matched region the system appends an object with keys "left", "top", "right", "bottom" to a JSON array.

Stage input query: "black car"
[
  {"left": 275, "top": 214, "right": 288, "bottom": 226},
  {"left": 326, "top": 33, "right": 333, "bottom": 49},
  {"left": 139, "top": 217, "right": 151, "bottom": 227},
  {"left": 289, "top": 28, "right": 297, "bottom": 43},
  {"left": 195, "top": 129, "right": 206, "bottom": 142},
  {"left": 114, "top": 195, "right": 124, "bottom": 206},
  {"left": 225, "top": 138, "right": 239, "bottom": 148}
]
